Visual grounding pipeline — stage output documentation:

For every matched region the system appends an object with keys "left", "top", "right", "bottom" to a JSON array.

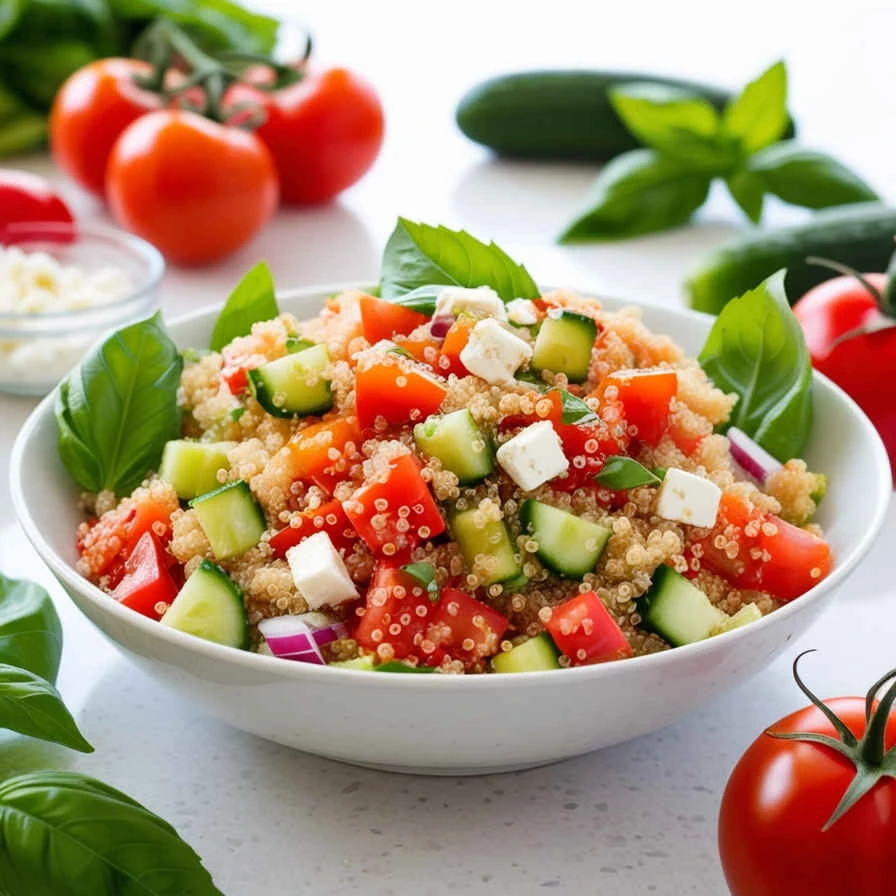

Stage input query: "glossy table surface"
[{"left": 2, "top": 1, "right": 894, "bottom": 892}]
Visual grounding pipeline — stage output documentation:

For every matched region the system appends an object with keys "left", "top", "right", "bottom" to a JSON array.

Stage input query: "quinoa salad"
[{"left": 72, "top": 283, "right": 832, "bottom": 674}]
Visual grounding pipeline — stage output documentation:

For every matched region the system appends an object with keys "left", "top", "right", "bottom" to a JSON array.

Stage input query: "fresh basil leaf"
[
  {"left": 229, "top": 406, "right": 246, "bottom": 422},
  {"left": 722, "top": 60, "right": 789, "bottom": 154},
  {"left": 0, "top": 574, "right": 62, "bottom": 685},
  {"left": 0, "top": 771, "right": 223, "bottom": 896},
  {"left": 0, "top": 0, "right": 23, "bottom": 41},
  {"left": 0, "top": 664, "right": 91, "bottom": 752},
  {"left": 559, "top": 149, "right": 712, "bottom": 242},
  {"left": 698, "top": 269, "right": 813, "bottom": 461},
  {"left": 375, "top": 661, "right": 436, "bottom": 674},
  {"left": 558, "top": 389, "right": 597, "bottom": 425},
  {"left": 379, "top": 218, "right": 539, "bottom": 302},
  {"left": 56, "top": 313, "right": 183, "bottom": 496},
  {"left": 210, "top": 261, "right": 278, "bottom": 352},
  {"left": 391, "top": 284, "right": 444, "bottom": 315},
  {"left": 401, "top": 562, "right": 440, "bottom": 599},
  {"left": 726, "top": 168, "right": 765, "bottom": 223},
  {"left": 747, "top": 141, "right": 879, "bottom": 209},
  {"left": 594, "top": 456, "right": 662, "bottom": 489},
  {"left": 609, "top": 83, "right": 734, "bottom": 172}
]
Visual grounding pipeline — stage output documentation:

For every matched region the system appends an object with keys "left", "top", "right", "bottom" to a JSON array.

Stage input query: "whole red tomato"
[
  {"left": 227, "top": 65, "right": 384, "bottom": 204},
  {"left": 792, "top": 273, "right": 896, "bottom": 485},
  {"left": 49, "top": 58, "right": 162, "bottom": 198},
  {"left": 719, "top": 653, "right": 896, "bottom": 896},
  {"left": 0, "top": 170, "right": 73, "bottom": 230},
  {"left": 105, "top": 110, "right": 278, "bottom": 266}
]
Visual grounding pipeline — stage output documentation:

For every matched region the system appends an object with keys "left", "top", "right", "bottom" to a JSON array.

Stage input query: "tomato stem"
[{"left": 805, "top": 255, "right": 883, "bottom": 304}]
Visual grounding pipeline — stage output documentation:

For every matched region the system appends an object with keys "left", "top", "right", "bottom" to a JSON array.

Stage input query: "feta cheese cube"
[
  {"left": 496, "top": 421, "right": 569, "bottom": 491},
  {"left": 435, "top": 285, "right": 506, "bottom": 321},
  {"left": 505, "top": 298, "right": 539, "bottom": 325},
  {"left": 655, "top": 468, "right": 722, "bottom": 528},
  {"left": 285, "top": 531, "right": 359, "bottom": 610},
  {"left": 460, "top": 318, "right": 533, "bottom": 384}
]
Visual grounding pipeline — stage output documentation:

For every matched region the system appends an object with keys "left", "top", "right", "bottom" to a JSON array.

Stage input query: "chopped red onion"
[
  {"left": 430, "top": 313, "right": 455, "bottom": 339},
  {"left": 258, "top": 614, "right": 348, "bottom": 664},
  {"left": 728, "top": 426, "right": 783, "bottom": 483}
]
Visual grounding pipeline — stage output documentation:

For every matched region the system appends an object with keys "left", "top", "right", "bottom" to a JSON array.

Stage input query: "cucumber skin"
[
  {"left": 456, "top": 70, "right": 795, "bottom": 163},
  {"left": 686, "top": 202, "right": 896, "bottom": 314}
]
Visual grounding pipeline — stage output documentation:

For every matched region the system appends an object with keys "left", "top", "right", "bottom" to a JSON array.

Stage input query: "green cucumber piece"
[
  {"left": 248, "top": 343, "right": 332, "bottom": 418},
  {"left": 686, "top": 202, "right": 896, "bottom": 314},
  {"left": 329, "top": 655, "right": 377, "bottom": 670},
  {"left": 160, "top": 559, "right": 248, "bottom": 649},
  {"left": 491, "top": 633, "right": 560, "bottom": 673},
  {"left": 450, "top": 505, "right": 522, "bottom": 586},
  {"left": 158, "top": 439, "right": 234, "bottom": 500},
  {"left": 414, "top": 409, "right": 494, "bottom": 484},
  {"left": 636, "top": 564, "right": 727, "bottom": 647},
  {"left": 519, "top": 499, "right": 611, "bottom": 578},
  {"left": 709, "top": 602, "right": 763, "bottom": 636},
  {"left": 531, "top": 310, "right": 596, "bottom": 383},
  {"left": 189, "top": 479, "right": 266, "bottom": 560}
]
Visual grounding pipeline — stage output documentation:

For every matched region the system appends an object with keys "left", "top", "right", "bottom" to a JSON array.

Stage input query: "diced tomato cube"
[
  {"left": 343, "top": 453, "right": 445, "bottom": 557},
  {"left": 355, "top": 356, "right": 447, "bottom": 429},
  {"left": 287, "top": 417, "right": 362, "bottom": 493},
  {"left": 426, "top": 588, "right": 509, "bottom": 667},
  {"left": 268, "top": 499, "right": 359, "bottom": 558},
  {"left": 110, "top": 531, "right": 180, "bottom": 620},
  {"left": 437, "top": 315, "right": 478, "bottom": 378},
  {"left": 359, "top": 294, "right": 429, "bottom": 344},
  {"left": 596, "top": 369, "right": 677, "bottom": 447},
  {"left": 544, "top": 590, "right": 632, "bottom": 665}
]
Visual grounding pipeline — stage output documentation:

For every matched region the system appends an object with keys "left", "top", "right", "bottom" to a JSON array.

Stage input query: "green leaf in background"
[
  {"left": 56, "top": 313, "right": 182, "bottom": 496},
  {"left": 0, "top": 38, "right": 98, "bottom": 107},
  {"left": 558, "top": 389, "right": 598, "bottom": 425},
  {"left": 722, "top": 60, "right": 789, "bottom": 154},
  {"left": 0, "top": 0, "right": 24, "bottom": 41},
  {"left": 209, "top": 260, "right": 278, "bottom": 351},
  {"left": 0, "top": 574, "right": 62, "bottom": 686},
  {"left": 698, "top": 269, "right": 813, "bottom": 461},
  {"left": 609, "top": 82, "right": 735, "bottom": 172},
  {"left": 379, "top": 218, "right": 540, "bottom": 302},
  {"left": 0, "top": 771, "right": 223, "bottom": 896},
  {"left": 725, "top": 168, "right": 766, "bottom": 223},
  {"left": 747, "top": 141, "right": 879, "bottom": 209},
  {"left": 594, "top": 456, "right": 662, "bottom": 489},
  {"left": 558, "top": 149, "right": 712, "bottom": 242},
  {"left": 0, "top": 664, "right": 92, "bottom": 752}
]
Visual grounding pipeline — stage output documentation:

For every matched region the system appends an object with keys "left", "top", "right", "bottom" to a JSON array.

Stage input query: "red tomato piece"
[
  {"left": 596, "top": 368, "right": 677, "bottom": 447},
  {"left": 437, "top": 315, "right": 476, "bottom": 377},
  {"left": 354, "top": 357, "right": 447, "bottom": 429},
  {"left": 110, "top": 531, "right": 180, "bottom": 620},
  {"left": 353, "top": 563, "right": 434, "bottom": 660},
  {"left": 426, "top": 588, "right": 509, "bottom": 667},
  {"left": 268, "top": 499, "right": 359, "bottom": 558},
  {"left": 0, "top": 170, "right": 73, "bottom": 233},
  {"left": 359, "top": 295, "right": 429, "bottom": 344},
  {"left": 343, "top": 453, "right": 445, "bottom": 557},
  {"left": 287, "top": 417, "right": 362, "bottom": 493},
  {"left": 543, "top": 590, "right": 632, "bottom": 665}
]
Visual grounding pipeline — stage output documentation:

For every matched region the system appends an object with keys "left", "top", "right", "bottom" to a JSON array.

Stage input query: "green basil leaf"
[
  {"left": 0, "top": 574, "right": 62, "bottom": 685},
  {"left": 747, "top": 141, "right": 879, "bottom": 209},
  {"left": 375, "top": 661, "right": 437, "bottom": 674},
  {"left": 722, "top": 59, "right": 789, "bottom": 153},
  {"left": 698, "top": 269, "right": 813, "bottom": 461},
  {"left": 726, "top": 168, "right": 765, "bottom": 223},
  {"left": 390, "top": 284, "right": 444, "bottom": 315},
  {"left": 379, "top": 218, "right": 539, "bottom": 302},
  {"left": 0, "top": 0, "right": 24, "bottom": 41},
  {"left": 558, "top": 389, "right": 597, "bottom": 425},
  {"left": 609, "top": 83, "right": 734, "bottom": 172},
  {"left": 209, "top": 261, "right": 278, "bottom": 352},
  {"left": 558, "top": 149, "right": 712, "bottom": 242},
  {"left": 594, "top": 456, "right": 662, "bottom": 489},
  {"left": 56, "top": 313, "right": 183, "bottom": 496},
  {"left": 401, "top": 562, "right": 440, "bottom": 600},
  {"left": 0, "top": 771, "right": 222, "bottom": 895},
  {"left": 0, "top": 663, "right": 91, "bottom": 752}
]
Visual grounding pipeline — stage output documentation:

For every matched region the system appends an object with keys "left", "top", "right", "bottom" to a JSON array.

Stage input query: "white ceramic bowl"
[{"left": 10, "top": 285, "right": 891, "bottom": 775}]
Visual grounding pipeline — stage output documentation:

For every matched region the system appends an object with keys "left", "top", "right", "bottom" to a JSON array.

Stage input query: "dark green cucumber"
[
  {"left": 686, "top": 201, "right": 896, "bottom": 314},
  {"left": 456, "top": 70, "right": 795, "bottom": 163}
]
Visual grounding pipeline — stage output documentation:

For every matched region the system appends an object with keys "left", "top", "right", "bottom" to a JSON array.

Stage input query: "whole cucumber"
[
  {"left": 685, "top": 202, "right": 896, "bottom": 314},
  {"left": 456, "top": 69, "right": 795, "bottom": 162}
]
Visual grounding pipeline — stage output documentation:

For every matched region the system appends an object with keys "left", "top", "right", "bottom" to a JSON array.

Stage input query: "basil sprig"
[
  {"left": 559, "top": 60, "right": 878, "bottom": 241},
  {"left": 594, "top": 456, "right": 663, "bottom": 489},
  {"left": 55, "top": 313, "right": 182, "bottom": 497},
  {"left": 558, "top": 389, "right": 598, "bottom": 425},
  {"left": 210, "top": 260, "right": 279, "bottom": 351},
  {"left": 698, "top": 269, "right": 813, "bottom": 461},
  {"left": 0, "top": 573, "right": 62, "bottom": 685}
]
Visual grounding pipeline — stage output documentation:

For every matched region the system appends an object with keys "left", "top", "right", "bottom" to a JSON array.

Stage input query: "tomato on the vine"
[
  {"left": 718, "top": 652, "right": 896, "bottom": 896},
  {"left": 105, "top": 110, "right": 278, "bottom": 266},
  {"left": 49, "top": 58, "right": 163, "bottom": 198},
  {"left": 227, "top": 65, "right": 384, "bottom": 204}
]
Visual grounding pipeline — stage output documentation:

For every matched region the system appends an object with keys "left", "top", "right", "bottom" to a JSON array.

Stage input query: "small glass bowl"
[{"left": 0, "top": 222, "right": 165, "bottom": 397}]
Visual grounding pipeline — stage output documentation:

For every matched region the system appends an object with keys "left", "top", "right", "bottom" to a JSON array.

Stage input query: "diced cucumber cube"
[
  {"left": 158, "top": 439, "right": 234, "bottom": 500},
  {"left": 531, "top": 309, "right": 597, "bottom": 383},
  {"left": 190, "top": 479, "right": 266, "bottom": 560},
  {"left": 414, "top": 409, "right": 494, "bottom": 484},
  {"left": 491, "top": 633, "right": 560, "bottom": 673},
  {"left": 519, "top": 499, "right": 611, "bottom": 578},
  {"left": 248, "top": 343, "right": 332, "bottom": 418},
  {"left": 709, "top": 602, "right": 763, "bottom": 636},
  {"left": 450, "top": 504, "right": 522, "bottom": 586},
  {"left": 328, "top": 654, "right": 377, "bottom": 670}
]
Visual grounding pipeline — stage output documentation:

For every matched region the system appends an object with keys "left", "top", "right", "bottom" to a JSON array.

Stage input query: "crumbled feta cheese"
[
  {"left": 435, "top": 285, "right": 507, "bottom": 321},
  {"left": 496, "top": 421, "right": 569, "bottom": 491},
  {"left": 285, "top": 531, "right": 359, "bottom": 609},
  {"left": 459, "top": 318, "right": 533, "bottom": 384},
  {"left": 505, "top": 298, "right": 539, "bottom": 325},
  {"left": 655, "top": 468, "right": 722, "bottom": 528}
]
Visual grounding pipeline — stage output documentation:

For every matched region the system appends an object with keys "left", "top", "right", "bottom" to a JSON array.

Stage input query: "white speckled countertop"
[{"left": 2, "top": 2, "right": 895, "bottom": 892}]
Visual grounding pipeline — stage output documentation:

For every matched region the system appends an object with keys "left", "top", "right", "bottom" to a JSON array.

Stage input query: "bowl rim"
[
  {"left": 10, "top": 281, "right": 893, "bottom": 691},
  {"left": 0, "top": 221, "right": 165, "bottom": 328}
]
